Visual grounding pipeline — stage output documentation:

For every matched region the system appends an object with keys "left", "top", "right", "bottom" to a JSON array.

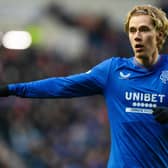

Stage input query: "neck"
[{"left": 135, "top": 52, "right": 159, "bottom": 68}]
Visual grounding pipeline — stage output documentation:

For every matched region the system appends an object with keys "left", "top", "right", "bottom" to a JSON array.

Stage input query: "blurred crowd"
[{"left": 0, "top": 2, "right": 168, "bottom": 168}]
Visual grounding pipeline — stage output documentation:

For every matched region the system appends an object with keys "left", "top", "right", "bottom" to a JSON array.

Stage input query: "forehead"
[{"left": 129, "top": 15, "right": 153, "bottom": 28}]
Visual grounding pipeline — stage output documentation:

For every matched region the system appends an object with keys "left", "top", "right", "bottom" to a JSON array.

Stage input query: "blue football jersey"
[{"left": 8, "top": 55, "right": 168, "bottom": 168}]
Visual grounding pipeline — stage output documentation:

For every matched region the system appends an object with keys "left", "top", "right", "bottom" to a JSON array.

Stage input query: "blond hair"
[{"left": 124, "top": 5, "right": 168, "bottom": 51}]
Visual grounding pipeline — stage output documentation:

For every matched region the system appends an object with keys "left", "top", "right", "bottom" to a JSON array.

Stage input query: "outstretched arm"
[
  {"left": 0, "top": 58, "right": 112, "bottom": 98},
  {"left": 5, "top": 73, "right": 102, "bottom": 98}
]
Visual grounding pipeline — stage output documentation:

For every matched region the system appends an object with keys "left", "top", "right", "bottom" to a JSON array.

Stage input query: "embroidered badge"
[{"left": 160, "top": 70, "right": 168, "bottom": 84}]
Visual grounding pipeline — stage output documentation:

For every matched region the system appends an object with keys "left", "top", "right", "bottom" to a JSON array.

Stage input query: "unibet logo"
[{"left": 125, "top": 92, "right": 165, "bottom": 103}]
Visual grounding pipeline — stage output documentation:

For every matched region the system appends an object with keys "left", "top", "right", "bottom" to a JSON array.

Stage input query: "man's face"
[{"left": 128, "top": 15, "right": 159, "bottom": 62}]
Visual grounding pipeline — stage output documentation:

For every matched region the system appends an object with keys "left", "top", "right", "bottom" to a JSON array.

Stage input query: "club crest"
[{"left": 160, "top": 70, "right": 168, "bottom": 84}]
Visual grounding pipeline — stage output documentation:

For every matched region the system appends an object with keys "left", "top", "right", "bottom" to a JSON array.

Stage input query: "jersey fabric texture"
[{"left": 8, "top": 55, "right": 168, "bottom": 168}]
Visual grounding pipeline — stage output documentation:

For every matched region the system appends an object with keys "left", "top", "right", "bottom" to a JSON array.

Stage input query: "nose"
[{"left": 134, "top": 31, "right": 142, "bottom": 41}]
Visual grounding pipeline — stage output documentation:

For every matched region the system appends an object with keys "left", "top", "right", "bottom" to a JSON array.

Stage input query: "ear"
[{"left": 156, "top": 31, "right": 163, "bottom": 42}]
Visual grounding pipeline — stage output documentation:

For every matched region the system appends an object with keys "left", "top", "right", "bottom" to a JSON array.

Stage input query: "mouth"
[{"left": 134, "top": 44, "right": 144, "bottom": 52}]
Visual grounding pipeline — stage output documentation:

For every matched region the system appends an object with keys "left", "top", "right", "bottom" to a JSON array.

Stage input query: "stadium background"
[{"left": 0, "top": 0, "right": 167, "bottom": 167}]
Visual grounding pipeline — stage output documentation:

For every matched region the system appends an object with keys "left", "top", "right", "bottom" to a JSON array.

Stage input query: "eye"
[
  {"left": 139, "top": 26, "right": 150, "bottom": 32},
  {"left": 129, "top": 27, "right": 136, "bottom": 33}
]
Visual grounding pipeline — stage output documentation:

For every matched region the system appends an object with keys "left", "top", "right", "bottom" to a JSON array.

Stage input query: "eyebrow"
[{"left": 129, "top": 25, "right": 150, "bottom": 28}]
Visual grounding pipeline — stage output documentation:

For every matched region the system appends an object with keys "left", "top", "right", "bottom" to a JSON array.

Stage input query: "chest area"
[{"left": 108, "top": 68, "right": 168, "bottom": 108}]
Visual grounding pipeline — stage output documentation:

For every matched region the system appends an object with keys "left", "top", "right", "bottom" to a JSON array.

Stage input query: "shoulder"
[
  {"left": 92, "top": 56, "right": 133, "bottom": 73},
  {"left": 102, "top": 56, "right": 133, "bottom": 69},
  {"left": 99, "top": 56, "right": 133, "bottom": 65}
]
